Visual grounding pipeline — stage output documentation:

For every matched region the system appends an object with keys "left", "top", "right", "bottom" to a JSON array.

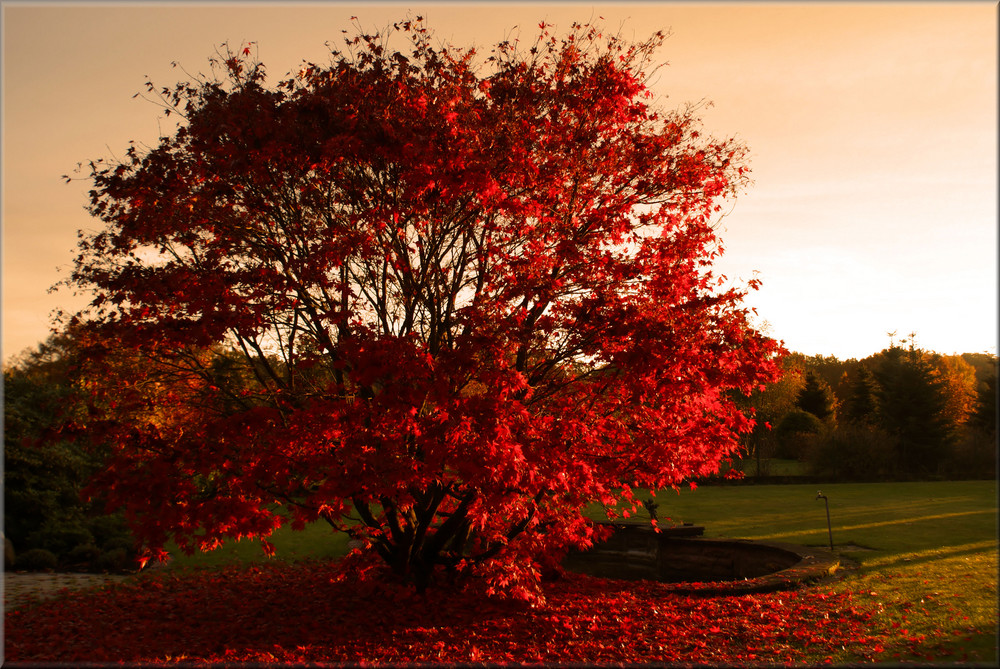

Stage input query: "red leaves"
[
  {"left": 5, "top": 563, "right": 895, "bottom": 664},
  {"left": 63, "top": 15, "right": 784, "bottom": 598}
]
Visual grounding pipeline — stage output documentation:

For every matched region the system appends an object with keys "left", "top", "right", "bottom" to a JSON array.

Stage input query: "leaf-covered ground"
[{"left": 1, "top": 560, "right": 958, "bottom": 665}]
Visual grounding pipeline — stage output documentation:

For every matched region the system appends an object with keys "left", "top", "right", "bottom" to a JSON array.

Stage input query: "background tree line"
[
  {"left": 739, "top": 335, "right": 997, "bottom": 482},
  {"left": 4, "top": 330, "right": 996, "bottom": 570}
]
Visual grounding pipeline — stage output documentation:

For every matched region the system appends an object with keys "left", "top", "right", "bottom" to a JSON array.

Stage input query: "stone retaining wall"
[{"left": 564, "top": 523, "right": 841, "bottom": 593}]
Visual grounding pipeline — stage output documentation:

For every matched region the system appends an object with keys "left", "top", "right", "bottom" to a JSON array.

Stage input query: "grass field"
[
  {"left": 156, "top": 479, "right": 997, "bottom": 663},
  {"left": 162, "top": 517, "right": 351, "bottom": 569},
  {"left": 643, "top": 480, "right": 999, "bottom": 663}
]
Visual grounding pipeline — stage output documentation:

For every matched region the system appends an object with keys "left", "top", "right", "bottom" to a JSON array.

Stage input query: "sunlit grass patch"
[
  {"left": 605, "top": 481, "right": 994, "bottom": 556},
  {"left": 830, "top": 544, "right": 998, "bottom": 663},
  {"left": 162, "top": 518, "right": 350, "bottom": 571},
  {"left": 646, "top": 480, "right": 998, "bottom": 664}
]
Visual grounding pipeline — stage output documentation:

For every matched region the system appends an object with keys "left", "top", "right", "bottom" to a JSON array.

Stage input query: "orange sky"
[{"left": 2, "top": 2, "right": 997, "bottom": 362}]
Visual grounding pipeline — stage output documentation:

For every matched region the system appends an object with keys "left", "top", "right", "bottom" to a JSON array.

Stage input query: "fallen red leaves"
[{"left": 6, "top": 561, "right": 894, "bottom": 664}]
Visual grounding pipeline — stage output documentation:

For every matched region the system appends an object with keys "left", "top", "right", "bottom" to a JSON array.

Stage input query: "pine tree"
[
  {"left": 873, "top": 346, "right": 951, "bottom": 477},
  {"left": 795, "top": 371, "right": 836, "bottom": 423},
  {"left": 843, "top": 365, "right": 879, "bottom": 425}
]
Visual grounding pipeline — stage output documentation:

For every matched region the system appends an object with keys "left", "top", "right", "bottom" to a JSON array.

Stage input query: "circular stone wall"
[{"left": 563, "top": 523, "right": 842, "bottom": 594}]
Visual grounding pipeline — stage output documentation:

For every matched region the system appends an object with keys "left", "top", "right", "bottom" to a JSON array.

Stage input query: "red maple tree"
[{"left": 64, "top": 19, "right": 783, "bottom": 596}]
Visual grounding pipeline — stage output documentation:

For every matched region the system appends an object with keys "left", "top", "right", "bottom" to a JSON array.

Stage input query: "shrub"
[
  {"left": 101, "top": 536, "right": 136, "bottom": 555},
  {"left": 92, "top": 548, "right": 131, "bottom": 573},
  {"left": 15, "top": 548, "right": 58, "bottom": 571},
  {"left": 86, "top": 515, "right": 132, "bottom": 549},
  {"left": 945, "top": 428, "right": 998, "bottom": 479},
  {"left": 805, "top": 423, "right": 896, "bottom": 481},
  {"left": 66, "top": 543, "right": 102, "bottom": 567},
  {"left": 4, "top": 534, "right": 15, "bottom": 569},
  {"left": 774, "top": 409, "right": 824, "bottom": 459},
  {"left": 25, "top": 522, "right": 94, "bottom": 556}
]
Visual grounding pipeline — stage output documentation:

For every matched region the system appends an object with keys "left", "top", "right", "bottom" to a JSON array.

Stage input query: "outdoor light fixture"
[{"left": 815, "top": 491, "right": 834, "bottom": 550}]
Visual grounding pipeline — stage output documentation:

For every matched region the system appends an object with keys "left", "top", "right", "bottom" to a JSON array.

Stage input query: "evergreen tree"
[
  {"left": 873, "top": 346, "right": 952, "bottom": 477},
  {"left": 795, "top": 371, "right": 836, "bottom": 423},
  {"left": 843, "top": 364, "right": 879, "bottom": 425},
  {"left": 801, "top": 354, "right": 847, "bottom": 398}
]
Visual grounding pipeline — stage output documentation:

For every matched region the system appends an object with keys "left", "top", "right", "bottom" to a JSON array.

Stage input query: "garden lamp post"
[{"left": 816, "top": 491, "right": 834, "bottom": 550}]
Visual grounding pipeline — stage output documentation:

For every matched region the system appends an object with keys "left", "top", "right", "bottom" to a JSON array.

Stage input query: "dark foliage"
[
  {"left": 3, "top": 333, "right": 138, "bottom": 571},
  {"left": 872, "top": 347, "right": 953, "bottom": 477},
  {"left": 842, "top": 364, "right": 880, "bottom": 425},
  {"left": 795, "top": 371, "right": 836, "bottom": 423}
]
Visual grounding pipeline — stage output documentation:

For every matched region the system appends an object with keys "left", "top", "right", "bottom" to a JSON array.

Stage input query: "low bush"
[
  {"left": 15, "top": 548, "right": 58, "bottom": 571},
  {"left": 86, "top": 515, "right": 132, "bottom": 549},
  {"left": 25, "top": 522, "right": 94, "bottom": 557},
  {"left": 945, "top": 428, "right": 997, "bottom": 479},
  {"left": 805, "top": 423, "right": 895, "bottom": 481},
  {"left": 774, "top": 409, "right": 823, "bottom": 459},
  {"left": 92, "top": 548, "right": 131, "bottom": 573},
  {"left": 65, "top": 543, "right": 102, "bottom": 567},
  {"left": 17, "top": 515, "right": 136, "bottom": 568},
  {"left": 101, "top": 536, "right": 136, "bottom": 555}
]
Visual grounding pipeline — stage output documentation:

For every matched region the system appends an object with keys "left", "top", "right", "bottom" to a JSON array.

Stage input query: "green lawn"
[
  {"left": 163, "top": 517, "right": 350, "bottom": 570},
  {"left": 637, "top": 480, "right": 996, "bottom": 554},
  {"left": 629, "top": 480, "right": 999, "bottom": 664}
]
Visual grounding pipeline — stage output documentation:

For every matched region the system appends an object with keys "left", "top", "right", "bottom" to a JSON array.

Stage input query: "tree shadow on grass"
[{"left": 858, "top": 541, "right": 997, "bottom": 573}]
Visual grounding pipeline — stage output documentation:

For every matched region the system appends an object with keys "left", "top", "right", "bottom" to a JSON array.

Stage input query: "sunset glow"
[{"left": 3, "top": 2, "right": 996, "bottom": 361}]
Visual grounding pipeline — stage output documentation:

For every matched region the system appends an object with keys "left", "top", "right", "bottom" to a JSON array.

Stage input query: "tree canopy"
[
  {"left": 63, "top": 19, "right": 782, "bottom": 596},
  {"left": 795, "top": 371, "right": 837, "bottom": 424}
]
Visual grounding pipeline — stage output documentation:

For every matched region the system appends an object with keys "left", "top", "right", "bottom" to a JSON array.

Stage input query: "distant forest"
[{"left": 737, "top": 338, "right": 997, "bottom": 481}]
